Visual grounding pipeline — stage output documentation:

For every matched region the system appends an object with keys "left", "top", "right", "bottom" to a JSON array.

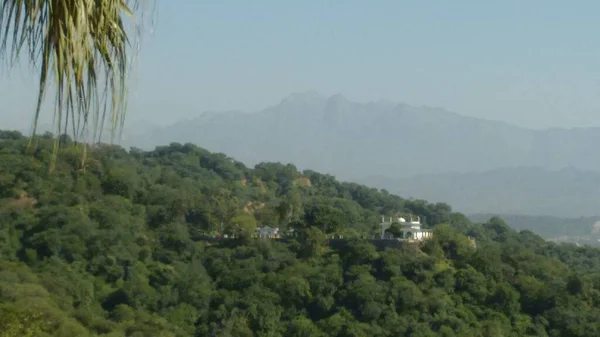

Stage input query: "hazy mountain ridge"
[
  {"left": 124, "top": 92, "right": 600, "bottom": 216},
  {"left": 126, "top": 93, "right": 600, "bottom": 178},
  {"left": 468, "top": 213, "right": 600, "bottom": 245},
  {"left": 363, "top": 167, "right": 600, "bottom": 217},
  {"left": 126, "top": 93, "right": 545, "bottom": 178}
]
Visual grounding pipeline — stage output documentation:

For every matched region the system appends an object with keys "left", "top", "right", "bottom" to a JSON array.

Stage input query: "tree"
[
  {"left": 387, "top": 223, "right": 404, "bottom": 239},
  {"left": 0, "top": 305, "right": 45, "bottom": 337},
  {"left": 229, "top": 213, "right": 258, "bottom": 239},
  {"left": 298, "top": 227, "right": 327, "bottom": 258},
  {"left": 303, "top": 199, "right": 347, "bottom": 234},
  {"left": 277, "top": 189, "right": 303, "bottom": 225},
  {"left": 0, "top": 0, "right": 152, "bottom": 158},
  {"left": 287, "top": 316, "right": 325, "bottom": 337},
  {"left": 209, "top": 189, "right": 239, "bottom": 233}
]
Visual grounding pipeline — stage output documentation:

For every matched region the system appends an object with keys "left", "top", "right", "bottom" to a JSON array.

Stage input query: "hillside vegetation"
[
  {"left": 120, "top": 93, "right": 600, "bottom": 217},
  {"left": 1, "top": 130, "right": 600, "bottom": 337}
]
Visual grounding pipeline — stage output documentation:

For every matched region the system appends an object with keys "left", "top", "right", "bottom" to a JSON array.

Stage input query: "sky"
[{"left": 2, "top": 0, "right": 600, "bottom": 131}]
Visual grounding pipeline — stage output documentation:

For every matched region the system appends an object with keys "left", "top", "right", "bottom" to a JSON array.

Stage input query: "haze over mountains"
[
  {"left": 363, "top": 167, "right": 600, "bottom": 218},
  {"left": 123, "top": 92, "right": 600, "bottom": 217}
]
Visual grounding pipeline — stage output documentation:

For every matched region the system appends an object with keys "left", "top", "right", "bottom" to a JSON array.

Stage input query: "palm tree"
[{"left": 0, "top": 0, "right": 152, "bottom": 158}]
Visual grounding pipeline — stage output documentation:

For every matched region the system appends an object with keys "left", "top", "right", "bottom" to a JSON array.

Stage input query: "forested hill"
[{"left": 2, "top": 131, "right": 600, "bottom": 337}]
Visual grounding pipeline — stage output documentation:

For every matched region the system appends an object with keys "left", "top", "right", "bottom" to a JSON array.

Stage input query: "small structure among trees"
[
  {"left": 379, "top": 215, "right": 433, "bottom": 241},
  {"left": 256, "top": 226, "right": 280, "bottom": 239}
]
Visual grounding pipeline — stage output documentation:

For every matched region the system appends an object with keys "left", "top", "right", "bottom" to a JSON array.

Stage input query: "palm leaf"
[{"left": 0, "top": 0, "right": 153, "bottom": 168}]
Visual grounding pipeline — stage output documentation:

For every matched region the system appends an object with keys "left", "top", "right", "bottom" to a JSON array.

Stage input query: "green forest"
[{"left": 2, "top": 130, "right": 600, "bottom": 337}]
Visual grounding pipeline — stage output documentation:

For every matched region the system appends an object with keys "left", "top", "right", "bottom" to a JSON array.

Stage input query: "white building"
[
  {"left": 256, "top": 226, "right": 279, "bottom": 239},
  {"left": 379, "top": 215, "right": 433, "bottom": 241}
]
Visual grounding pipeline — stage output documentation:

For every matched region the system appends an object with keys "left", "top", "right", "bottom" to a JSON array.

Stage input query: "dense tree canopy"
[{"left": 1, "top": 131, "right": 600, "bottom": 336}]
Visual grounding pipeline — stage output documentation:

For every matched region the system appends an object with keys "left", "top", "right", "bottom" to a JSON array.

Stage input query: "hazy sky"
[{"left": 3, "top": 0, "right": 600, "bottom": 130}]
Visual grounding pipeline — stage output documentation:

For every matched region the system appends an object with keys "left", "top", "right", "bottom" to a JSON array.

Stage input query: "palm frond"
[{"left": 0, "top": 0, "right": 153, "bottom": 165}]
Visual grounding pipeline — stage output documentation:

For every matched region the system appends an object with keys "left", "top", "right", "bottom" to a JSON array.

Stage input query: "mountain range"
[
  {"left": 468, "top": 213, "right": 600, "bottom": 245},
  {"left": 362, "top": 167, "right": 600, "bottom": 218},
  {"left": 118, "top": 92, "right": 600, "bottom": 217}
]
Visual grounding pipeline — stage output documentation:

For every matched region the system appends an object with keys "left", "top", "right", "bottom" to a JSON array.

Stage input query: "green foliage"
[{"left": 0, "top": 132, "right": 599, "bottom": 336}]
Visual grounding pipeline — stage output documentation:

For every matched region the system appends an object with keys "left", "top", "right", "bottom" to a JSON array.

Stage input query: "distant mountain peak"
[
  {"left": 280, "top": 91, "right": 325, "bottom": 105},
  {"left": 327, "top": 93, "right": 349, "bottom": 104},
  {"left": 127, "top": 92, "right": 600, "bottom": 203},
  {"left": 374, "top": 98, "right": 397, "bottom": 107}
]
